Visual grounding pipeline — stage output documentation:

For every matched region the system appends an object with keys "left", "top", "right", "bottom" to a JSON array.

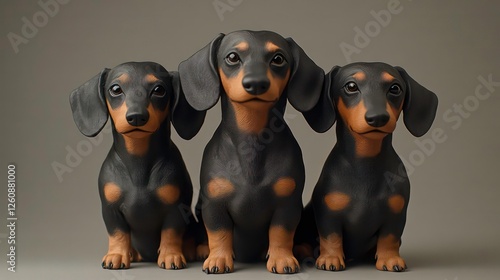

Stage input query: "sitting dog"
[
  {"left": 69, "top": 62, "right": 205, "bottom": 270},
  {"left": 302, "top": 62, "right": 438, "bottom": 272},
  {"left": 178, "top": 30, "right": 324, "bottom": 274}
]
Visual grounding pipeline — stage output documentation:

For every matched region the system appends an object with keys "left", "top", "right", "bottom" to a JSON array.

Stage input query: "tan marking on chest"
[
  {"left": 103, "top": 182, "right": 122, "bottom": 204},
  {"left": 388, "top": 194, "right": 405, "bottom": 214},
  {"left": 273, "top": 177, "right": 296, "bottom": 197},
  {"left": 324, "top": 192, "right": 351, "bottom": 211},
  {"left": 207, "top": 178, "right": 235, "bottom": 198},
  {"left": 156, "top": 184, "right": 180, "bottom": 205}
]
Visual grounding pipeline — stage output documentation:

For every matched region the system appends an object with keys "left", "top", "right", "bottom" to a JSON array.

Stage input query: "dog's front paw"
[
  {"left": 376, "top": 256, "right": 407, "bottom": 272},
  {"left": 316, "top": 253, "right": 345, "bottom": 272},
  {"left": 202, "top": 252, "right": 234, "bottom": 274},
  {"left": 266, "top": 249, "right": 300, "bottom": 274},
  {"left": 101, "top": 252, "right": 131, "bottom": 269},
  {"left": 158, "top": 251, "right": 187, "bottom": 270}
]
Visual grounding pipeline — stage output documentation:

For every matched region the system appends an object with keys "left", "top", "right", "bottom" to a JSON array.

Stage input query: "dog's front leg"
[
  {"left": 101, "top": 199, "right": 132, "bottom": 269},
  {"left": 267, "top": 192, "right": 302, "bottom": 274},
  {"left": 375, "top": 214, "right": 407, "bottom": 272},
  {"left": 157, "top": 227, "right": 186, "bottom": 270}
]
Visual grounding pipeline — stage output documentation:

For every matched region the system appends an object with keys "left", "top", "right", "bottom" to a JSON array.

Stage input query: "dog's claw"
[
  {"left": 329, "top": 265, "right": 336, "bottom": 271},
  {"left": 272, "top": 267, "right": 277, "bottom": 273},
  {"left": 383, "top": 265, "right": 388, "bottom": 271}
]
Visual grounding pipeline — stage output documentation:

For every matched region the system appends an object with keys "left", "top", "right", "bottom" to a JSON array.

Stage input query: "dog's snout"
[
  {"left": 242, "top": 75, "right": 270, "bottom": 95},
  {"left": 365, "top": 111, "right": 390, "bottom": 127},
  {"left": 126, "top": 110, "right": 149, "bottom": 126}
]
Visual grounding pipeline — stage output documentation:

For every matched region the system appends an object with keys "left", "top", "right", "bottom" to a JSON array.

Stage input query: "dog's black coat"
[
  {"left": 179, "top": 30, "right": 324, "bottom": 274},
  {"left": 70, "top": 62, "right": 204, "bottom": 269},
  {"left": 298, "top": 62, "right": 438, "bottom": 272}
]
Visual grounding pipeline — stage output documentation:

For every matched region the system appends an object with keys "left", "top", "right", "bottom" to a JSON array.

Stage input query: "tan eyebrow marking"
[
  {"left": 382, "top": 72, "right": 395, "bottom": 82},
  {"left": 266, "top": 42, "right": 280, "bottom": 52},
  {"left": 145, "top": 73, "right": 159, "bottom": 83},
  {"left": 235, "top": 41, "right": 249, "bottom": 51},
  {"left": 353, "top": 71, "right": 366, "bottom": 81}
]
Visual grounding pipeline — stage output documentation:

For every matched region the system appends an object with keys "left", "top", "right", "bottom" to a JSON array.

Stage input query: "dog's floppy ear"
[
  {"left": 69, "top": 69, "right": 109, "bottom": 137},
  {"left": 396, "top": 67, "right": 438, "bottom": 137},
  {"left": 303, "top": 66, "right": 339, "bottom": 133},
  {"left": 170, "top": 71, "right": 207, "bottom": 140},
  {"left": 285, "top": 38, "right": 325, "bottom": 112},
  {"left": 178, "top": 33, "right": 225, "bottom": 111}
]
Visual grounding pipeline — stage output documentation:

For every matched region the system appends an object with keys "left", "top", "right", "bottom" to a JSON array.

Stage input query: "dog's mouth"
[
  {"left": 235, "top": 98, "right": 277, "bottom": 103},
  {"left": 350, "top": 126, "right": 392, "bottom": 138},
  {"left": 122, "top": 128, "right": 154, "bottom": 136},
  {"left": 232, "top": 97, "right": 280, "bottom": 106},
  {"left": 358, "top": 129, "right": 389, "bottom": 135}
]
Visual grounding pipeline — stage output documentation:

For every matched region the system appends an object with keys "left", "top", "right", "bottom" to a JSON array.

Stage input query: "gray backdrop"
[{"left": 1, "top": 0, "right": 499, "bottom": 279}]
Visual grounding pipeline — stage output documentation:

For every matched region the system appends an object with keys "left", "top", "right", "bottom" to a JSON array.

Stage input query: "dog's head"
[
  {"left": 70, "top": 62, "right": 204, "bottom": 140},
  {"left": 305, "top": 62, "right": 438, "bottom": 138},
  {"left": 178, "top": 30, "right": 324, "bottom": 132}
]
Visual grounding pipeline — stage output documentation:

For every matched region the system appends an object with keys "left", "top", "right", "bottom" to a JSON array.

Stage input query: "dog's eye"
[
  {"left": 151, "top": 85, "right": 166, "bottom": 97},
  {"left": 109, "top": 85, "right": 123, "bottom": 97},
  {"left": 225, "top": 52, "right": 240, "bottom": 65},
  {"left": 389, "top": 84, "right": 402, "bottom": 95},
  {"left": 271, "top": 54, "right": 286, "bottom": 66},
  {"left": 344, "top": 82, "right": 359, "bottom": 94}
]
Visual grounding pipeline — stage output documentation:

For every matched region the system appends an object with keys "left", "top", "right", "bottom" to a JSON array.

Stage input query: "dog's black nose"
[
  {"left": 126, "top": 111, "right": 149, "bottom": 126},
  {"left": 242, "top": 76, "right": 270, "bottom": 95},
  {"left": 365, "top": 112, "right": 390, "bottom": 127}
]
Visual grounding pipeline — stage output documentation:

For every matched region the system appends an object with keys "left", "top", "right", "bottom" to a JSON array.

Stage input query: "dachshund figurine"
[
  {"left": 69, "top": 62, "right": 205, "bottom": 270},
  {"left": 302, "top": 62, "right": 438, "bottom": 272},
  {"left": 178, "top": 30, "right": 324, "bottom": 274}
]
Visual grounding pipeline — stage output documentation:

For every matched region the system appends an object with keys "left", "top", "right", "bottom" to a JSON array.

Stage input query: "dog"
[
  {"left": 69, "top": 62, "right": 205, "bottom": 270},
  {"left": 178, "top": 30, "right": 324, "bottom": 274},
  {"left": 301, "top": 62, "right": 438, "bottom": 272}
]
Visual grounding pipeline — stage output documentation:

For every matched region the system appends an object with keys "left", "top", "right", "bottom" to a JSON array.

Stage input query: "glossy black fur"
[
  {"left": 179, "top": 31, "right": 324, "bottom": 273},
  {"left": 299, "top": 62, "right": 438, "bottom": 271},
  {"left": 70, "top": 62, "right": 204, "bottom": 268}
]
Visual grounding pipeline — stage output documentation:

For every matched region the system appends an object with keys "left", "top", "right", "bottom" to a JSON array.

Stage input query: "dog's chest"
[
  {"left": 118, "top": 183, "right": 167, "bottom": 229},
  {"left": 342, "top": 193, "right": 387, "bottom": 232}
]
